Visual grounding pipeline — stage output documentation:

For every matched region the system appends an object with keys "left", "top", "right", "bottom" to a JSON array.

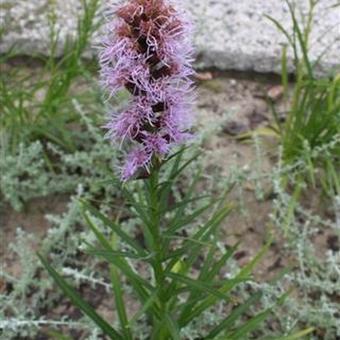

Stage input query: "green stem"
[{"left": 148, "top": 166, "right": 169, "bottom": 339}]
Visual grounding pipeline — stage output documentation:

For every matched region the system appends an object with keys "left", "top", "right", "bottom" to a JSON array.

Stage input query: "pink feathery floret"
[
  {"left": 143, "top": 132, "right": 170, "bottom": 155},
  {"left": 122, "top": 147, "right": 151, "bottom": 181},
  {"left": 99, "top": 0, "right": 195, "bottom": 180}
]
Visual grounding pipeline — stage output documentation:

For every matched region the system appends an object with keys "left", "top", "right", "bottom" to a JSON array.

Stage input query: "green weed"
[
  {"left": 267, "top": 0, "right": 340, "bottom": 170},
  {"left": 0, "top": 0, "right": 101, "bottom": 153}
]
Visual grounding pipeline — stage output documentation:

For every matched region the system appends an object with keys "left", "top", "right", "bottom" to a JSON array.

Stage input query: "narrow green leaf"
[
  {"left": 129, "top": 289, "right": 160, "bottom": 327},
  {"left": 286, "top": 0, "right": 314, "bottom": 79},
  {"left": 168, "top": 272, "right": 232, "bottom": 301},
  {"left": 165, "top": 199, "right": 222, "bottom": 236},
  {"left": 167, "top": 168, "right": 203, "bottom": 231},
  {"left": 86, "top": 250, "right": 154, "bottom": 290},
  {"left": 264, "top": 13, "right": 298, "bottom": 66},
  {"left": 164, "top": 204, "right": 233, "bottom": 312},
  {"left": 179, "top": 243, "right": 238, "bottom": 321},
  {"left": 181, "top": 205, "right": 233, "bottom": 273},
  {"left": 162, "top": 146, "right": 189, "bottom": 166},
  {"left": 206, "top": 292, "right": 263, "bottom": 339},
  {"left": 237, "top": 240, "right": 271, "bottom": 279},
  {"left": 162, "top": 237, "right": 215, "bottom": 262},
  {"left": 191, "top": 205, "right": 233, "bottom": 244},
  {"left": 76, "top": 216, "right": 159, "bottom": 319},
  {"left": 281, "top": 44, "right": 289, "bottom": 97},
  {"left": 164, "top": 313, "right": 181, "bottom": 340},
  {"left": 178, "top": 276, "right": 250, "bottom": 327},
  {"left": 82, "top": 211, "right": 112, "bottom": 251},
  {"left": 47, "top": 330, "right": 73, "bottom": 340},
  {"left": 80, "top": 200, "right": 145, "bottom": 255},
  {"left": 160, "top": 195, "right": 210, "bottom": 214},
  {"left": 110, "top": 235, "right": 133, "bottom": 340},
  {"left": 119, "top": 188, "right": 155, "bottom": 250},
  {"left": 171, "top": 152, "right": 201, "bottom": 179},
  {"left": 205, "top": 243, "right": 239, "bottom": 281},
  {"left": 180, "top": 241, "right": 269, "bottom": 327},
  {"left": 38, "top": 253, "right": 123, "bottom": 340},
  {"left": 271, "top": 327, "right": 315, "bottom": 340},
  {"left": 228, "top": 309, "right": 272, "bottom": 339},
  {"left": 264, "top": 15, "right": 294, "bottom": 47},
  {"left": 87, "top": 249, "right": 153, "bottom": 261}
]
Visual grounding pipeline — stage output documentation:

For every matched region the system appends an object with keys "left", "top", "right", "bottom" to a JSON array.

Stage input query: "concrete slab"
[{"left": 0, "top": 0, "right": 339, "bottom": 75}]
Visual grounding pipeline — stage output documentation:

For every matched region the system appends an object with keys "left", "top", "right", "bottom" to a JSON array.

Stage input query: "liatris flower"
[{"left": 100, "top": 0, "right": 195, "bottom": 181}]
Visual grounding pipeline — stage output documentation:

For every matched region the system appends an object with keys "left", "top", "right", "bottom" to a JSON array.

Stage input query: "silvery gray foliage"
[
  {"left": 0, "top": 103, "right": 121, "bottom": 337},
  {"left": 0, "top": 192, "right": 116, "bottom": 338},
  {"left": 196, "top": 136, "right": 340, "bottom": 339},
  {"left": 0, "top": 142, "right": 70, "bottom": 211},
  {"left": 266, "top": 139, "right": 340, "bottom": 339},
  {"left": 0, "top": 100, "right": 117, "bottom": 211},
  {"left": 1, "top": 110, "right": 339, "bottom": 338}
]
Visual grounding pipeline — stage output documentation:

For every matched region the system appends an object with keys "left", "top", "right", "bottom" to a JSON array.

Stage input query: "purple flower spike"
[{"left": 100, "top": 0, "right": 195, "bottom": 180}]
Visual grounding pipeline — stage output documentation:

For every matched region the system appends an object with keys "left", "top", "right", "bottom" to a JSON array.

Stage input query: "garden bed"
[{"left": 1, "top": 62, "right": 339, "bottom": 339}]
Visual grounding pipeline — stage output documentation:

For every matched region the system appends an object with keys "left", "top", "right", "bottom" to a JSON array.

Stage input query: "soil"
[
  {"left": 0, "top": 195, "right": 69, "bottom": 277},
  {"left": 0, "top": 67, "right": 338, "bottom": 339}
]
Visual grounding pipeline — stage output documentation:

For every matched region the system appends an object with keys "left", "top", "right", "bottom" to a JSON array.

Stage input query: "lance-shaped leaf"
[{"left": 38, "top": 253, "right": 123, "bottom": 340}]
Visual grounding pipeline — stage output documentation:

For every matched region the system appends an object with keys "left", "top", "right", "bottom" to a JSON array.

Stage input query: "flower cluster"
[{"left": 100, "top": 0, "right": 195, "bottom": 180}]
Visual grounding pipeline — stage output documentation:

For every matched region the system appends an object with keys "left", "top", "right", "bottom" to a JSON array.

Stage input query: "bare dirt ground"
[
  {"left": 1, "top": 195, "right": 69, "bottom": 276},
  {"left": 1, "top": 68, "right": 338, "bottom": 338},
  {"left": 199, "top": 71, "right": 338, "bottom": 277},
  {"left": 1, "top": 68, "right": 336, "bottom": 276},
  {"left": 0, "top": 68, "right": 283, "bottom": 273}
]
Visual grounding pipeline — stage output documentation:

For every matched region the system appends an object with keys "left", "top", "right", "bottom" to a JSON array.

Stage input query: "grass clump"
[
  {"left": 0, "top": 0, "right": 101, "bottom": 153},
  {"left": 267, "top": 0, "right": 340, "bottom": 172}
]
